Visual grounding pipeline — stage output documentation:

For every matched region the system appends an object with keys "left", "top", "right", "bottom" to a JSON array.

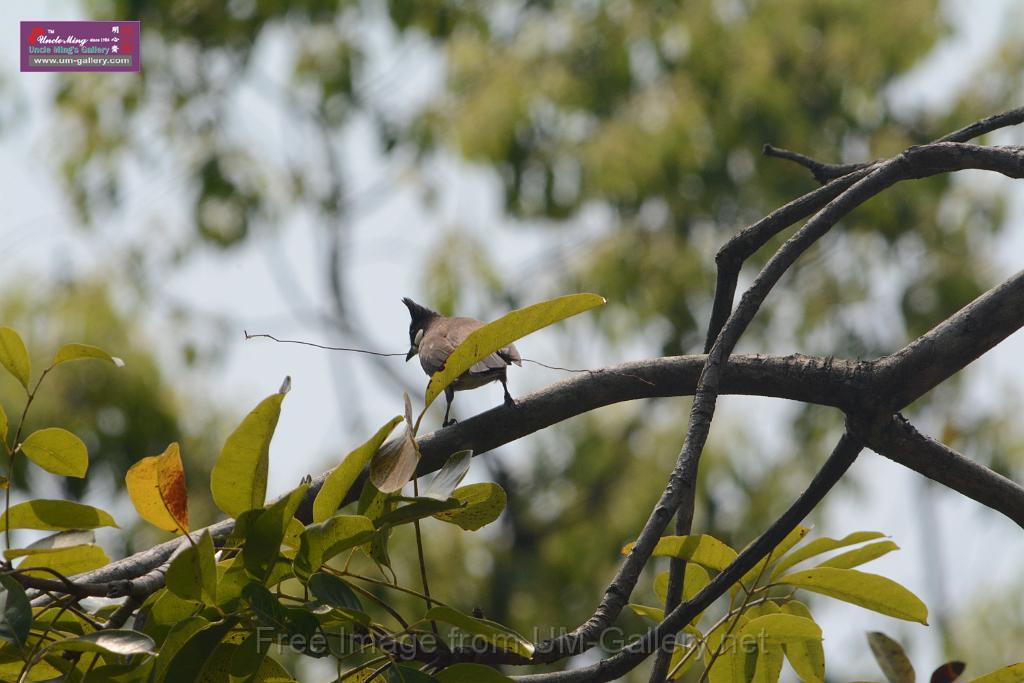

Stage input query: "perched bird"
[{"left": 403, "top": 297, "right": 521, "bottom": 427}]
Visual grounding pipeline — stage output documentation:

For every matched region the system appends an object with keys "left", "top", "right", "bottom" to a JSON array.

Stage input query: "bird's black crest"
[{"left": 402, "top": 297, "right": 439, "bottom": 325}]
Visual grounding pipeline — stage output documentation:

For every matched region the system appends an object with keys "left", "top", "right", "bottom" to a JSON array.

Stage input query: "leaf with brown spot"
[{"left": 126, "top": 442, "right": 190, "bottom": 533}]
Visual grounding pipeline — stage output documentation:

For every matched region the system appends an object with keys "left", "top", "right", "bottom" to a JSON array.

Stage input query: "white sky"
[{"left": 3, "top": 0, "right": 1023, "bottom": 678}]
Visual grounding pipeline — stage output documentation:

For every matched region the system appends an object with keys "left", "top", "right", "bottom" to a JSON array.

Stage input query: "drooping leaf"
[
  {"left": 424, "top": 605, "right": 535, "bottom": 660},
  {"left": 867, "top": 632, "right": 916, "bottom": 683},
  {"left": 15, "top": 544, "right": 109, "bottom": 577},
  {"left": 45, "top": 629, "right": 156, "bottom": 657},
  {"left": 771, "top": 531, "right": 885, "bottom": 579},
  {"left": 157, "top": 618, "right": 234, "bottom": 683},
  {"left": 294, "top": 514, "right": 375, "bottom": 581},
  {"left": 0, "top": 499, "right": 118, "bottom": 531},
  {"left": 752, "top": 643, "right": 785, "bottom": 683},
  {"left": 228, "top": 631, "right": 268, "bottom": 683},
  {"left": 818, "top": 541, "right": 899, "bottom": 570},
  {"left": 166, "top": 531, "right": 218, "bottom": 604},
  {"left": 624, "top": 534, "right": 737, "bottom": 572},
  {"left": 737, "top": 614, "right": 823, "bottom": 644},
  {"left": 19, "top": 427, "right": 88, "bottom": 478},
  {"left": 308, "top": 572, "right": 363, "bottom": 612},
  {"left": 931, "top": 662, "right": 967, "bottom": 683},
  {"left": 51, "top": 343, "right": 125, "bottom": 368},
  {"left": 0, "top": 327, "right": 30, "bottom": 390},
  {"left": 654, "top": 564, "right": 710, "bottom": 604},
  {"left": 211, "top": 390, "right": 287, "bottom": 517},
  {"left": 780, "top": 601, "right": 825, "bottom": 683},
  {"left": 0, "top": 575, "right": 31, "bottom": 647},
  {"left": 126, "top": 442, "right": 190, "bottom": 533},
  {"left": 3, "top": 529, "right": 94, "bottom": 558},
  {"left": 313, "top": 416, "right": 403, "bottom": 523},
  {"left": 423, "top": 293, "right": 606, "bottom": 408},
  {"left": 244, "top": 483, "right": 308, "bottom": 581},
  {"left": 369, "top": 427, "right": 420, "bottom": 494},
  {"left": 434, "top": 664, "right": 514, "bottom": 682},
  {"left": 738, "top": 525, "right": 810, "bottom": 591},
  {"left": 0, "top": 404, "right": 7, "bottom": 444},
  {"left": 777, "top": 568, "right": 928, "bottom": 624},
  {"left": 628, "top": 603, "right": 664, "bottom": 621},
  {"left": 421, "top": 450, "right": 473, "bottom": 500},
  {"left": 432, "top": 482, "right": 507, "bottom": 531}
]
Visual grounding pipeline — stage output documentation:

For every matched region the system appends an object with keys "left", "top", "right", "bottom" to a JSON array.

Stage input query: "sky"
[{"left": 3, "top": 0, "right": 1024, "bottom": 678}]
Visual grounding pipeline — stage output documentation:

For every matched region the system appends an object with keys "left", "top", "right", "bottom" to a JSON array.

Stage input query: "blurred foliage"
[{"left": 11, "top": 0, "right": 1024, "bottom": 678}]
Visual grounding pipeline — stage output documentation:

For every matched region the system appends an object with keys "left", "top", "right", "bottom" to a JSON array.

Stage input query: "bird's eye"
[{"left": 413, "top": 328, "right": 424, "bottom": 345}]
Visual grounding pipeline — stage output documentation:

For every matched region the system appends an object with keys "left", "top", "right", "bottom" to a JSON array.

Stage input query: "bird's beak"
[{"left": 406, "top": 346, "right": 417, "bottom": 361}]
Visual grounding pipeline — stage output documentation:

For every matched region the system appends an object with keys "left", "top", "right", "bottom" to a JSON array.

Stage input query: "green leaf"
[
  {"left": 211, "top": 390, "right": 286, "bottom": 517},
  {"left": 158, "top": 618, "right": 234, "bottom": 683},
  {"left": 776, "top": 568, "right": 928, "bottom": 624},
  {"left": 422, "top": 450, "right": 473, "bottom": 500},
  {"left": 14, "top": 544, "right": 109, "bottom": 577},
  {"left": 313, "top": 416, "right": 403, "bottom": 523},
  {"left": 166, "top": 531, "right": 218, "bottom": 603},
  {"left": 19, "top": 427, "right": 89, "bottom": 478},
  {"left": 434, "top": 664, "right": 513, "bottom": 682},
  {"left": 737, "top": 614, "right": 822, "bottom": 644},
  {"left": 423, "top": 293, "right": 606, "bottom": 408},
  {"left": 4, "top": 529, "right": 94, "bottom": 558},
  {"left": 738, "top": 525, "right": 810, "bottom": 591},
  {"left": 51, "top": 343, "right": 125, "bottom": 368},
  {"left": 628, "top": 603, "right": 664, "bottom": 621},
  {"left": 654, "top": 564, "right": 710, "bottom": 604},
  {"left": 771, "top": 531, "right": 885, "bottom": 579},
  {"left": 308, "top": 572, "right": 363, "bottom": 612},
  {"left": 388, "top": 665, "right": 439, "bottom": 683},
  {"left": 45, "top": 629, "right": 155, "bottom": 657},
  {"left": 780, "top": 601, "right": 824, "bottom": 683},
  {"left": 424, "top": 605, "right": 534, "bottom": 660},
  {"left": 294, "top": 514, "right": 375, "bottom": 581},
  {"left": 244, "top": 483, "right": 308, "bottom": 581},
  {"left": 969, "top": 663, "right": 1024, "bottom": 683},
  {"left": 0, "top": 575, "right": 31, "bottom": 647},
  {"left": 624, "top": 534, "right": 737, "bottom": 571},
  {"left": 244, "top": 582, "right": 290, "bottom": 632},
  {"left": 867, "top": 632, "right": 916, "bottom": 683},
  {"left": 0, "top": 327, "right": 30, "bottom": 390},
  {"left": 0, "top": 403, "right": 7, "bottom": 444},
  {"left": 369, "top": 426, "right": 420, "bottom": 494},
  {"left": 818, "top": 541, "right": 899, "bottom": 570},
  {"left": 432, "top": 482, "right": 507, "bottom": 531},
  {"left": 376, "top": 497, "right": 461, "bottom": 527},
  {"left": 228, "top": 631, "right": 268, "bottom": 683},
  {"left": 0, "top": 499, "right": 118, "bottom": 531}
]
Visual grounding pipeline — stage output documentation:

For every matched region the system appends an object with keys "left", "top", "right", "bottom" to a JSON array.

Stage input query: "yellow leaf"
[
  {"left": 780, "top": 601, "right": 825, "bottom": 683},
  {"left": 315, "top": 416, "right": 402, "bottom": 520},
  {"left": 0, "top": 499, "right": 118, "bottom": 531},
  {"left": 776, "top": 568, "right": 928, "bottom": 624},
  {"left": 970, "top": 663, "right": 1024, "bottom": 683},
  {"left": 0, "top": 327, "right": 30, "bottom": 390},
  {"left": 126, "top": 442, "right": 190, "bottom": 533},
  {"left": 211, "top": 391, "right": 286, "bottom": 517},
  {"left": 16, "top": 545, "right": 109, "bottom": 577},
  {"left": 623, "top": 534, "right": 737, "bottom": 571},
  {"left": 423, "top": 293, "right": 605, "bottom": 409},
  {"left": 52, "top": 343, "right": 125, "bottom": 368},
  {"left": 20, "top": 427, "right": 89, "bottom": 478}
]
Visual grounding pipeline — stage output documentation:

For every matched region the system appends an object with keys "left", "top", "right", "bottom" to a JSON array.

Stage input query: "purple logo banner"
[{"left": 21, "top": 20, "right": 140, "bottom": 73}]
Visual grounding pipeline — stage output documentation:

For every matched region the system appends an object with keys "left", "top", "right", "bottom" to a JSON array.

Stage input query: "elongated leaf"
[
  {"left": 308, "top": 572, "right": 363, "bottom": 612},
  {"left": 166, "top": 531, "right": 217, "bottom": 603},
  {"left": 435, "top": 663, "right": 514, "bottom": 682},
  {"left": 388, "top": 665, "right": 438, "bottom": 683},
  {"left": 777, "top": 568, "right": 928, "bottom": 624},
  {"left": 0, "top": 499, "right": 117, "bottom": 531},
  {"left": 780, "top": 601, "right": 824, "bottom": 683},
  {"left": 424, "top": 605, "right": 534, "bottom": 659},
  {"left": 376, "top": 498, "right": 460, "bottom": 527},
  {"left": 46, "top": 630, "right": 155, "bottom": 657},
  {"left": 158, "top": 618, "right": 234, "bottom": 683},
  {"left": 3, "top": 529, "right": 94, "bottom": 558},
  {"left": 628, "top": 604, "right": 664, "bottom": 621},
  {"left": 126, "top": 442, "right": 189, "bottom": 533},
  {"left": 424, "top": 293, "right": 606, "bottom": 408},
  {"left": 244, "top": 483, "right": 308, "bottom": 581},
  {"left": 654, "top": 564, "right": 710, "bottom": 603},
  {"left": 52, "top": 343, "right": 125, "bottom": 368},
  {"left": 313, "top": 416, "right": 403, "bottom": 523},
  {"left": 15, "top": 544, "right": 109, "bottom": 577},
  {"left": 970, "top": 664, "right": 1024, "bottom": 683},
  {"left": 752, "top": 643, "right": 785, "bottom": 683},
  {"left": 294, "top": 514, "right": 375, "bottom": 581},
  {"left": 229, "top": 631, "right": 268, "bottom": 683},
  {"left": 0, "top": 327, "right": 30, "bottom": 390},
  {"left": 771, "top": 531, "right": 885, "bottom": 579},
  {"left": 20, "top": 427, "right": 88, "bottom": 478},
  {"left": 422, "top": 450, "right": 473, "bottom": 500},
  {"left": 369, "top": 427, "right": 420, "bottom": 494},
  {"left": 818, "top": 541, "right": 899, "bottom": 570},
  {"left": 0, "top": 404, "right": 7, "bottom": 444},
  {"left": 433, "top": 483, "right": 506, "bottom": 531},
  {"left": 738, "top": 525, "right": 810, "bottom": 591},
  {"left": 624, "top": 534, "right": 737, "bottom": 571},
  {"left": 737, "top": 614, "right": 822, "bottom": 644},
  {"left": 211, "top": 390, "right": 286, "bottom": 517},
  {"left": 867, "top": 632, "right": 915, "bottom": 683},
  {"left": 0, "top": 575, "right": 30, "bottom": 647}
]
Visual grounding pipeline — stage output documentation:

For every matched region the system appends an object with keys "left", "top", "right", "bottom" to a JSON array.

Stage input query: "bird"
[{"left": 403, "top": 297, "right": 521, "bottom": 427}]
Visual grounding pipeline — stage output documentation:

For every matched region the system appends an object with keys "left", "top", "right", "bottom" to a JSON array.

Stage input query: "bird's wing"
[{"left": 498, "top": 342, "right": 522, "bottom": 367}]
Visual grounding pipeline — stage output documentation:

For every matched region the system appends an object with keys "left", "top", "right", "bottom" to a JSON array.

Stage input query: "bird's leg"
[
  {"left": 443, "top": 387, "right": 457, "bottom": 427},
  {"left": 500, "top": 376, "right": 515, "bottom": 408}
]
